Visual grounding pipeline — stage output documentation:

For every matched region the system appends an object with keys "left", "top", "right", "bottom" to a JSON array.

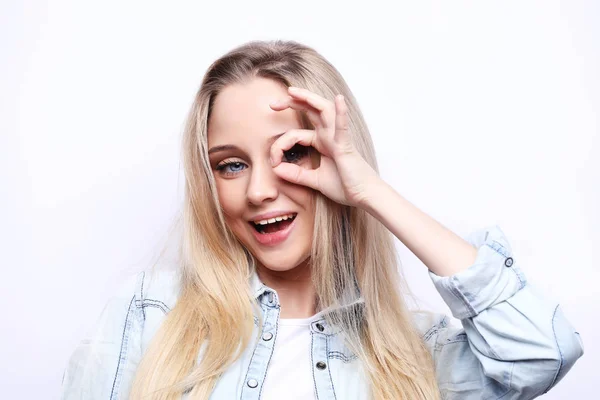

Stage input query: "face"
[{"left": 207, "top": 77, "right": 316, "bottom": 275}]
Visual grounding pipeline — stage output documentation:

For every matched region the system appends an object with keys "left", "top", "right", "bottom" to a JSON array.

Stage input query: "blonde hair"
[{"left": 130, "top": 41, "right": 440, "bottom": 399}]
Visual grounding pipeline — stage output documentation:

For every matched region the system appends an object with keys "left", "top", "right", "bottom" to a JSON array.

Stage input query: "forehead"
[{"left": 207, "top": 78, "right": 301, "bottom": 147}]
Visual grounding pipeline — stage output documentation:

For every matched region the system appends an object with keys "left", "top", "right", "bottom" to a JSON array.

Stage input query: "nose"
[{"left": 246, "top": 160, "right": 279, "bottom": 205}]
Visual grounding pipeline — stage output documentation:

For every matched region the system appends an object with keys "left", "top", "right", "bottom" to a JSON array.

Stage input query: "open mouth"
[{"left": 250, "top": 213, "right": 297, "bottom": 234}]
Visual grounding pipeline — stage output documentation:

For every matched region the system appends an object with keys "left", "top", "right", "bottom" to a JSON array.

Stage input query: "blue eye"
[
  {"left": 283, "top": 144, "right": 310, "bottom": 163},
  {"left": 216, "top": 161, "right": 247, "bottom": 176}
]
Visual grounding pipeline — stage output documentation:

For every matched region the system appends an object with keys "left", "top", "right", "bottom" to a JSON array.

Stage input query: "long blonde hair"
[{"left": 130, "top": 40, "right": 440, "bottom": 399}]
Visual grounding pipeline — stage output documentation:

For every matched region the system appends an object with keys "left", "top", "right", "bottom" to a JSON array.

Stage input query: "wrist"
[{"left": 356, "top": 174, "right": 390, "bottom": 212}]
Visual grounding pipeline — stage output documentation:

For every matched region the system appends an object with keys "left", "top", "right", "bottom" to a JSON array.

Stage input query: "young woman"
[{"left": 61, "top": 41, "right": 583, "bottom": 400}]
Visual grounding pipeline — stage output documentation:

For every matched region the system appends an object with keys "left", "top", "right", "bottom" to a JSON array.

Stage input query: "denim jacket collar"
[{"left": 249, "top": 269, "right": 341, "bottom": 335}]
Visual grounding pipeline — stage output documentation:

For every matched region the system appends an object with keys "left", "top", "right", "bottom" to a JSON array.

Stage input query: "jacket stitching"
[
  {"left": 140, "top": 271, "right": 146, "bottom": 320},
  {"left": 444, "top": 332, "right": 467, "bottom": 344},
  {"left": 507, "top": 360, "right": 515, "bottom": 391},
  {"left": 109, "top": 295, "right": 135, "bottom": 400},
  {"left": 486, "top": 241, "right": 528, "bottom": 290},
  {"left": 141, "top": 299, "right": 170, "bottom": 310},
  {"left": 486, "top": 240, "right": 509, "bottom": 258},
  {"left": 135, "top": 300, "right": 170, "bottom": 314},
  {"left": 327, "top": 351, "right": 357, "bottom": 363},
  {"left": 134, "top": 299, "right": 170, "bottom": 314},
  {"left": 311, "top": 331, "right": 320, "bottom": 400},
  {"left": 241, "top": 309, "right": 263, "bottom": 397},
  {"left": 510, "top": 268, "right": 527, "bottom": 290},
  {"left": 258, "top": 307, "right": 279, "bottom": 398},
  {"left": 544, "top": 305, "right": 564, "bottom": 394},
  {"left": 448, "top": 278, "right": 476, "bottom": 318},
  {"left": 423, "top": 316, "right": 448, "bottom": 342},
  {"left": 139, "top": 303, "right": 169, "bottom": 314},
  {"left": 486, "top": 241, "right": 527, "bottom": 289},
  {"left": 325, "top": 336, "right": 338, "bottom": 400}
]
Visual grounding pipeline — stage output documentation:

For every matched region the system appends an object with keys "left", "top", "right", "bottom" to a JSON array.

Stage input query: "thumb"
[{"left": 273, "top": 163, "right": 319, "bottom": 190}]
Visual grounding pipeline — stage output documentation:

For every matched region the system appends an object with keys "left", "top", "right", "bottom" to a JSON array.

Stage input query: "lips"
[
  {"left": 250, "top": 213, "right": 297, "bottom": 234},
  {"left": 249, "top": 213, "right": 297, "bottom": 246},
  {"left": 249, "top": 210, "right": 298, "bottom": 223}
]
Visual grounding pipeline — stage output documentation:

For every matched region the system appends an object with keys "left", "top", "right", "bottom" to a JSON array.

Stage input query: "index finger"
[{"left": 270, "top": 128, "right": 316, "bottom": 167}]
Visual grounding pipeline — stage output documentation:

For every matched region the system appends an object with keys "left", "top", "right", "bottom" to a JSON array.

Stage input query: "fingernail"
[{"left": 288, "top": 86, "right": 299, "bottom": 93}]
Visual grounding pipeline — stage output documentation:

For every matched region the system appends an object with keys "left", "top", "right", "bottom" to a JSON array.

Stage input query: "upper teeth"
[{"left": 253, "top": 213, "right": 296, "bottom": 225}]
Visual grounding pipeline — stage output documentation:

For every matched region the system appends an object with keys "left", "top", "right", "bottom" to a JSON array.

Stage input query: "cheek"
[
  {"left": 285, "top": 184, "right": 316, "bottom": 218},
  {"left": 216, "top": 180, "right": 246, "bottom": 219}
]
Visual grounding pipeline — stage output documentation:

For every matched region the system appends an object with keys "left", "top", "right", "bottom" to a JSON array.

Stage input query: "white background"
[{"left": 1, "top": 0, "right": 598, "bottom": 398}]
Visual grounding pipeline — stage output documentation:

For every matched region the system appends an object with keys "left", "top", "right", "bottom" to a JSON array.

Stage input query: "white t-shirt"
[{"left": 261, "top": 316, "right": 317, "bottom": 399}]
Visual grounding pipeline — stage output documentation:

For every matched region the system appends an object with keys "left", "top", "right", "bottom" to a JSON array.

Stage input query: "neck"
[{"left": 256, "top": 259, "right": 317, "bottom": 319}]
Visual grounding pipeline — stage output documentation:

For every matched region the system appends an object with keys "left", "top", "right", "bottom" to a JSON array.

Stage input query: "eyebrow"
[{"left": 208, "top": 132, "right": 285, "bottom": 155}]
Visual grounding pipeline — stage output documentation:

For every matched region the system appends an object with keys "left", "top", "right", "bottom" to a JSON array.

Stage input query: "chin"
[
  {"left": 233, "top": 223, "right": 312, "bottom": 273},
  {"left": 255, "top": 252, "right": 311, "bottom": 273}
]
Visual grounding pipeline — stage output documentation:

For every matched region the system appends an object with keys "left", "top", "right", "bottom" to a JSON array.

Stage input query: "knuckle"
[
  {"left": 338, "top": 122, "right": 350, "bottom": 131},
  {"left": 293, "top": 168, "right": 303, "bottom": 183}
]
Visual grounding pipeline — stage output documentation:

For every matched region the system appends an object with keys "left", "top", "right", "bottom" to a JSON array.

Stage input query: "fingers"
[
  {"left": 269, "top": 97, "right": 310, "bottom": 112},
  {"left": 288, "top": 87, "right": 336, "bottom": 129},
  {"left": 272, "top": 163, "right": 319, "bottom": 191},
  {"left": 270, "top": 87, "right": 352, "bottom": 155},
  {"left": 270, "top": 127, "right": 321, "bottom": 191},
  {"left": 272, "top": 87, "right": 337, "bottom": 129},
  {"left": 270, "top": 129, "right": 317, "bottom": 167},
  {"left": 287, "top": 87, "right": 330, "bottom": 111},
  {"left": 334, "top": 95, "right": 350, "bottom": 143},
  {"left": 270, "top": 96, "right": 323, "bottom": 129}
]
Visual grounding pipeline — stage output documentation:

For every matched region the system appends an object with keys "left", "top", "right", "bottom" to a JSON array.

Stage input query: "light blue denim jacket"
[{"left": 60, "top": 226, "right": 584, "bottom": 399}]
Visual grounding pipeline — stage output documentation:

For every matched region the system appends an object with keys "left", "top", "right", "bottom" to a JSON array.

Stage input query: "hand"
[{"left": 269, "top": 86, "right": 379, "bottom": 208}]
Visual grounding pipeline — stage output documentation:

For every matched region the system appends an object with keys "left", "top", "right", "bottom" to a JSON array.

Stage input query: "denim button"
[
  {"left": 316, "top": 323, "right": 324, "bottom": 332},
  {"left": 505, "top": 257, "right": 514, "bottom": 267},
  {"left": 268, "top": 292, "right": 274, "bottom": 303},
  {"left": 316, "top": 361, "right": 327, "bottom": 370},
  {"left": 247, "top": 379, "right": 258, "bottom": 388},
  {"left": 262, "top": 332, "right": 273, "bottom": 341}
]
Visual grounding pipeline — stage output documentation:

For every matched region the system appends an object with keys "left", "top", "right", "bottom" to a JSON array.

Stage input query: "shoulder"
[
  {"left": 134, "top": 268, "right": 182, "bottom": 315},
  {"left": 60, "top": 268, "right": 183, "bottom": 398},
  {"left": 98, "top": 267, "right": 182, "bottom": 334},
  {"left": 78, "top": 267, "right": 182, "bottom": 343}
]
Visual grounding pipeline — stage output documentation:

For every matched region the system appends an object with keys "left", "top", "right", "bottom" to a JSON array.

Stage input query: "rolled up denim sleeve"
[
  {"left": 427, "top": 226, "right": 584, "bottom": 399},
  {"left": 60, "top": 272, "right": 145, "bottom": 400}
]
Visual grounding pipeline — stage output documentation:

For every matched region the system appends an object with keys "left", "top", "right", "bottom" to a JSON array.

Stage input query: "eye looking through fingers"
[{"left": 282, "top": 144, "right": 312, "bottom": 164}]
